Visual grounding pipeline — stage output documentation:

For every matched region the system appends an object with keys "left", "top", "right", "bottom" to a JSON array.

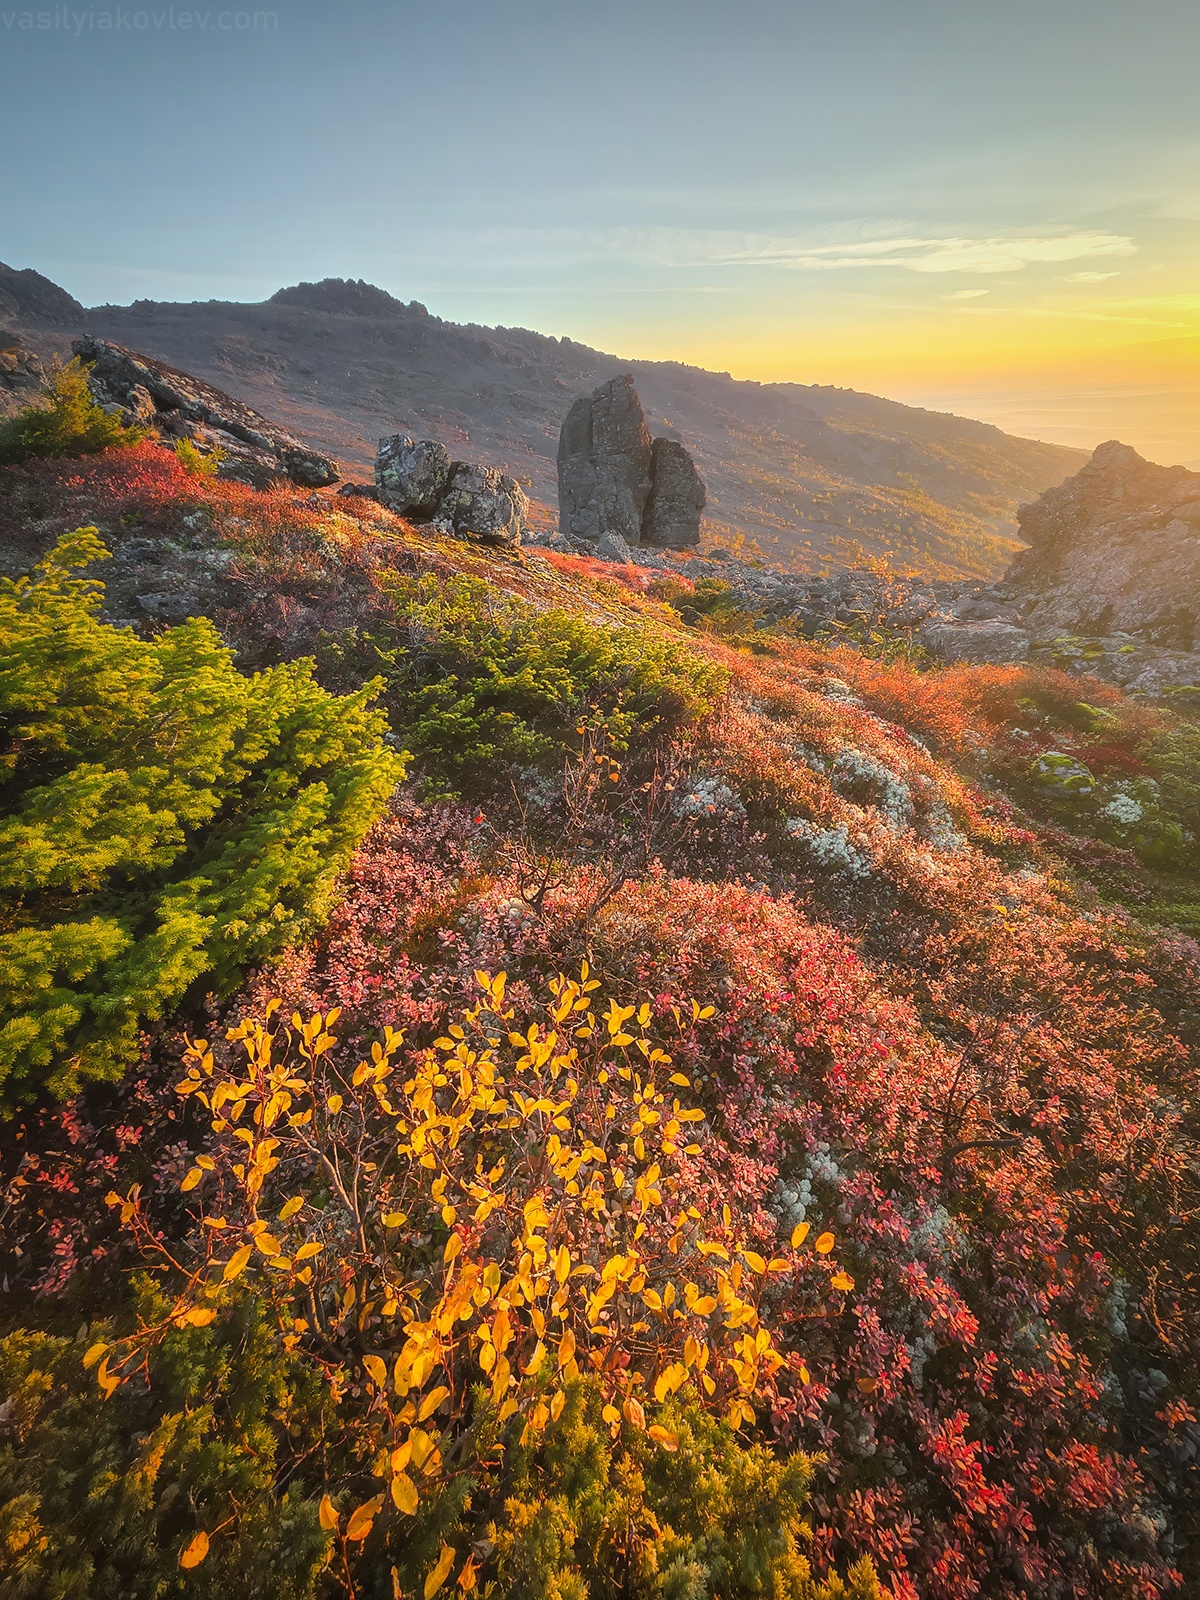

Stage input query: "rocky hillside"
[
  {"left": 1, "top": 263, "right": 1084, "bottom": 577},
  {"left": 2, "top": 402, "right": 1199, "bottom": 1597}
]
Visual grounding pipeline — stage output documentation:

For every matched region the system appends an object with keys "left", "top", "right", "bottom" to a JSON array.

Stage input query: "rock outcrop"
[
  {"left": 1007, "top": 440, "right": 1200, "bottom": 649},
  {"left": 0, "top": 342, "right": 45, "bottom": 417},
  {"left": 375, "top": 434, "right": 527, "bottom": 546},
  {"left": 643, "top": 437, "right": 706, "bottom": 548},
  {"left": 73, "top": 336, "right": 339, "bottom": 488},
  {"left": 556, "top": 376, "right": 704, "bottom": 549},
  {"left": 557, "top": 376, "right": 653, "bottom": 545}
]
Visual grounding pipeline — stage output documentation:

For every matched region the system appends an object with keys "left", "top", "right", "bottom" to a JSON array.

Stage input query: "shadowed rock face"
[
  {"left": 1009, "top": 440, "right": 1200, "bottom": 649},
  {"left": 557, "top": 375, "right": 703, "bottom": 548},
  {"left": 557, "top": 375, "right": 653, "bottom": 544},
  {"left": 643, "top": 437, "right": 706, "bottom": 548},
  {"left": 0, "top": 262, "right": 84, "bottom": 327}
]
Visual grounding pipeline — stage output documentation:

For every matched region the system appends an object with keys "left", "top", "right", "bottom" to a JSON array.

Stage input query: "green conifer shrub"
[
  {"left": 0, "top": 1308, "right": 882, "bottom": 1600},
  {"left": 0, "top": 528, "right": 405, "bottom": 1110},
  {"left": 324, "top": 571, "right": 725, "bottom": 790},
  {"left": 0, "top": 1290, "right": 333, "bottom": 1600},
  {"left": 0, "top": 359, "right": 146, "bottom": 466}
]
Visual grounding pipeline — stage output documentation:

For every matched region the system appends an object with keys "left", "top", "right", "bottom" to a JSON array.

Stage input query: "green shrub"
[
  {"left": 0, "top": 1306, "right": 880, "bottom": 1600},
  {"left": 0, "top": 1291, "right": 333, "bottom": 1600},
  {"left": 0, "top": 359, "right": 145, "bottom": 467},
  {"left": 1141, "top": 724, "right": 1200, "bottom": 851},
  {"left": 0, "top": 528, "right": 405, "bottom": 1109},
  {"left": 486, "top": 1383, "right": 884, "bottom": 1600},
  {"left": 324, "top": 571, "right": 725, "bottom": 790},
  {"left": 174, "top": 436, "right": 225, "bottom": 479}
]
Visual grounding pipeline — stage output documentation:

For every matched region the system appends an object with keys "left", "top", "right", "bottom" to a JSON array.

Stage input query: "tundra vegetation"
[{"left": 0, "top": 432, "right": 1197, "bottom": 1600}]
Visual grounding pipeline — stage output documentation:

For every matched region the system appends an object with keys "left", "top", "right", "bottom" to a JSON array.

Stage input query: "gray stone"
[
  {"left": 557, "top": 375, "right": 652, "bottom": 544},
  {"left": 136, "top": 591, "right": 194, "bottom": 623},
  {"left": 375, "top": 435, "right": 452, "bottom": 517},
  {"left": 437, "top": 462, "right": 527, "bottom": 545},
  {"left": 596, "top": 529, "right": 633, "bottom": 563},
  {"left": 642, "top": 437, "right": 705, "bottom": 548},
  {"left": 919, "top": 620, "right": 1031, "bottom": 664}
]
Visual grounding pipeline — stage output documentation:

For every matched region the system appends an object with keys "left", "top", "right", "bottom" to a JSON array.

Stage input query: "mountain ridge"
[{"left": 1, "top": 265, "right": 1085, "bottom": 578}]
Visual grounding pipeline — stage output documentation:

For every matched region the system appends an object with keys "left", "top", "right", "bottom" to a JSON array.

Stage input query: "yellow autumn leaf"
[
  {"left": 391, "top": 1472, "right": 419, "bottom": 1514},
  {"left": 815, "top": 1232, "right": 835, "bottom": 1255},
  {"left": 648, "top": 1424, "right": 679, "bottom": 1451},
  {"left": 418, "top": 1385, "right": 450, "bottom": 1422},
  {"left": 327, "top": 1094, "right": 343, "bottom": 1115},
  {"left": 444, "top": 1234, "right": 462, "bottom": 1264},
  {"left": 222, "top": 1245, "right": 253, "bottom": 1282},
  {"left": 180, "top": 1167, "right": 204, "bottom": 1192},
  {"left": 424, "top": 1543, "right": 457, "bottom": 1598},
  {"left": 457, "top": 1553, "right": 479, "bottom": 1592},
  {"left": 279, "top": 1195, "right": 304, "bottom": 1220},
  {"left": 179, "top": 1531, "right": 209, "bottom": 1568},
  {"left": 790, "top": 1222, "right": 810, "bottom": 1249},
  {"left": 743, "top": 1251, "right": 767, "bottom": 1274},
  {"left": 363, "top": 1354, "right": 388, "bottom": 1388},
  {"left": 295, "top": 1241, "right": 323, "bottom": 1261},
  {"left": 831, "top": 1271, "right": 855, "bottom": 1291},
  {"left": 345, "top": 1495, "right": 384, "bottom": 1542},
  {"left": 319, "top": 1493, "right": 339, "bottom": 1531},
  {"left": 82, "top": 1341, "right": 107, "bottom": 1370},
  {"left": 180, "top": 1307, "right": 218, "bottom": 1327}
]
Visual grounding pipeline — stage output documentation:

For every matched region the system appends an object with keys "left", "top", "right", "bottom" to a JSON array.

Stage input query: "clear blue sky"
[{"left": 3, "top": 0, "right": 1199, "bottom": 457}]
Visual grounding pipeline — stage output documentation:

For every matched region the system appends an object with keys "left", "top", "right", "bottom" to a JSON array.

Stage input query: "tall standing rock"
[
  {"left": 557, "top": 375, "right": 653, "bottom": 544},
  {"left": 642, "top": 437, "right": 706, "bottom": 548},
  {"left": 557, "top": 375, "right": 704, "bottom": 549}
]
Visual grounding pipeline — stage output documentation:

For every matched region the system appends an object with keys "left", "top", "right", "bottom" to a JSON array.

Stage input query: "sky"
[{"left": 2, "top": 0, "right": 1199, "bottom": 463}]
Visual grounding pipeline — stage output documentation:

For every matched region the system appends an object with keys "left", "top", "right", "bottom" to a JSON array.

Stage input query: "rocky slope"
[{"left": 1, "top": 264, "right": 1084, "bottom": 577}]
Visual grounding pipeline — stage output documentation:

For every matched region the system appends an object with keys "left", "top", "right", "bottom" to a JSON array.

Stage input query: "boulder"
[
  {"left": 642, "top": 437, "right": 706, "bottom": 548},
  {"left": 375, "top": 435, "right": 451, "bottom": 516},
  {"left": 596, "top": 528, "right": 633, "bottom": 563},
  {"left": 920, "top": 620, "right": 1031, "bottom": 664},
  {"left": 557, "top": 375, "right": 653, "bottom": 544},
  {"left": 437, "top": 462, "right": 527, "bottom": 545}
]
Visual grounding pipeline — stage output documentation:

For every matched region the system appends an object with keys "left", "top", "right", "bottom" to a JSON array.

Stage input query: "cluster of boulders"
[
  {"left": 555, "top": 375, "right": 705, "bottom": 556},
  {"left": 73, "top": 336, "right": 340, "bottom": 489},
  {"left": 373, "top": 434, "right": 528, "bottom": 545}
]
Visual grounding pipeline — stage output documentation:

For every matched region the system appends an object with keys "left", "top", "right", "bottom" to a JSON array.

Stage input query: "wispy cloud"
[
  {"left": 1060, "top": 270, "right": 1122, "bottom": 283},
  {"left": 679, "top": 230, "right": 1136, "bottom": 275},
  {"left": 945, "top": 288, "right": 990, "bottom": 299}
]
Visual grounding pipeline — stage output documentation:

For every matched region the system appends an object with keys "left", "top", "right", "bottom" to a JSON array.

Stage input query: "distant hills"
[{"left": 1, "top": 264, "right": 1085, "bottom": 576}]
